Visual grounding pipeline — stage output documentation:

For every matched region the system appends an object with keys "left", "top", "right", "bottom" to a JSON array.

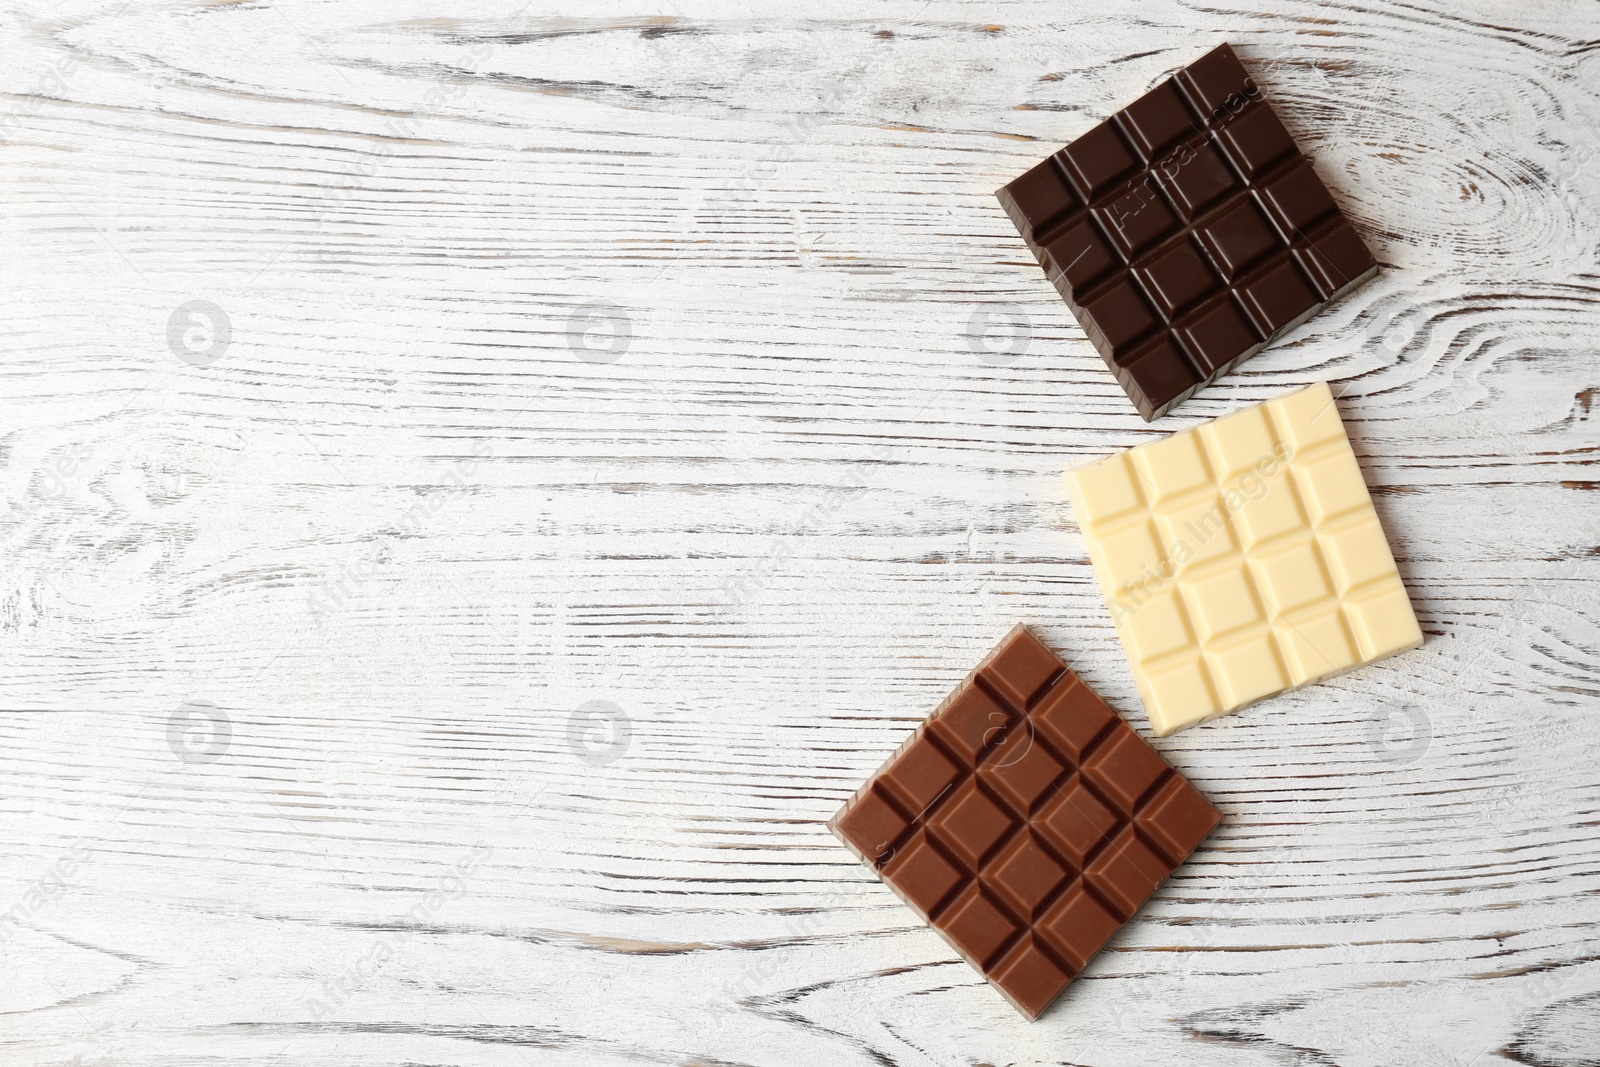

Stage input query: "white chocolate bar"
[{"left": 1065, "top": 382, "right": 1422, "bottom": 735}]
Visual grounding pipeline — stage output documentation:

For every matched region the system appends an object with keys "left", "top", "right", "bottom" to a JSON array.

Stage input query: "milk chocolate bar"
[
  {"left": 997, "top": 43, "right": 1378, "bottom": 419},
  {"left": 830, "top": 626, "right": 1221, "bottom": 1018}
]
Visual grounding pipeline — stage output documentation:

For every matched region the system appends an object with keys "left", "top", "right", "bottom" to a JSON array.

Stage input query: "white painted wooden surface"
[{"left": 2, "top": 1, "right": 1597, "bottom": 1064}]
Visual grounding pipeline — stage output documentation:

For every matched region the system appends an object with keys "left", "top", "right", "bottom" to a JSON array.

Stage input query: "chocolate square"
[
  {"left": 1137, "top": 240, "right": 1220, "bottom": 317},
  {"left": 1153, "top": 140, "right": 1237, "bottom": 219},
  {"left": 1214, "top": 102, "right": 1297, "bottom": 178},
  {"left": 1060, "top": 120, "right": 1139, "bottom": 198},
  {"left": 1115, "top": 336, "right": 1203, "bottom": 413},
  {"left": 1003, "top": 158, "right": 1079, "bottom": 242},
  {"left": 1093, "top": 179, "right": 1178, "bottom": 256},
  {"left": 1081, "top": 277, "right": 1160, "bottom": 355},
  {"left": 1041, "top": 218, "right": 1117, "bottom": 291},
  {"left": 1198, "top": 197, "right": 1281, "bottom": 280},
  {"left": 996, "top": 43, "right": 1378, "bottom": 420},
  {"left": 1256, "top": 157, "right": 1339, "bottom": 236},
  {"left": 1295, "top": 219, "right": 1377, "bottom": 298},
  {"left": 1117, "top": 81, "right": 1200, "bottom": 157},
  {"left": 986, "top": 832, "right": 1069, "bottom": 919},
  {"left": 1236, "top": 258, "right": 1320, "bottom": 335},
  {"left": 1178, "top": 43, "right": 1256, "bottom": 116},
  {"left": 829, "top": 626, "right": 1222, "bottom": 1019},
  {"left": 1175, "top": 297, "right": 1259, "bottom": 377}
]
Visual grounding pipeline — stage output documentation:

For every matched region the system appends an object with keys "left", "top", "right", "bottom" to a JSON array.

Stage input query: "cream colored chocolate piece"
[{"left": 1065, "top": 382, "right": 1422, "bottom": 735}]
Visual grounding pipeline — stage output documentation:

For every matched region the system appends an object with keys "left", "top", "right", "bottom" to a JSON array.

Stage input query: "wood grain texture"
[{"left": 1, "top": 1, "right": 1597, "bottom": 1064}]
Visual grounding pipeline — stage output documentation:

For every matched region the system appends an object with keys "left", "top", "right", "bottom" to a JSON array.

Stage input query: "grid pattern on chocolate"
[
  {"left": 829, "top": 626, "right": 1221, "bottom": 1019},
  {"left": 996, "top": 43, "right": 1378, "bottom": 420},
  {"left": 1065, "top": 382, "right": 1423, "bottom": 736}
]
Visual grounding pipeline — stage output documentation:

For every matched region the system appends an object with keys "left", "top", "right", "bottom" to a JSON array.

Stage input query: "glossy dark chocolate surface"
[
  {"left": 997, "top": 43, "right": 1378, "bottom": 420},
  {"left": 829, "top": 626, "right": 1222, "bottom": 1019}
]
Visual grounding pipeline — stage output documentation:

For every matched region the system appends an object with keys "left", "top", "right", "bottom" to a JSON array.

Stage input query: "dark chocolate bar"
[
  {"left": 830, "top": 626, "right": 1222, "bottom": 1018},
  {"left": 997, "top": 43, "right": 1378, "bottom": 420}
]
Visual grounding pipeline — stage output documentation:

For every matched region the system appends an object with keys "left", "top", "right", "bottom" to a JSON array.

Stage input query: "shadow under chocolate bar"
[{"left": 997, "top": 43, "right": 1378, "bottom": 420}]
